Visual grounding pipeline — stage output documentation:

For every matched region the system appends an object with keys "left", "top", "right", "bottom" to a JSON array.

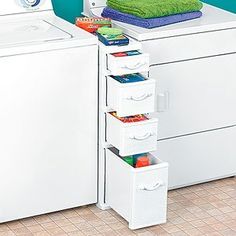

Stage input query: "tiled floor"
[{"left": 0, "top": 177, "right": 236, "bottom": 236}]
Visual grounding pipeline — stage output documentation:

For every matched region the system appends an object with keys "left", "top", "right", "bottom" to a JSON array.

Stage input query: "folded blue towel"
[{"left": 102, "top": 7, "right": 202, "bottom": 29}]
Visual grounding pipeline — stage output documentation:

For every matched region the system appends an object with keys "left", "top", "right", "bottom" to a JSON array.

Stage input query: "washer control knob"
[{"left": 17, "top": 0, "right": 44, "bottom": 8}]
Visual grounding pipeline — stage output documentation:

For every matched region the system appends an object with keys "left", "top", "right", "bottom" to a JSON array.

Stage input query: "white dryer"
[
  {"left": 0, "top": 0, "right": 98, "bottom": 222},
  {"left": 84, "top": 1, "right": 236, "bottom": 189}
]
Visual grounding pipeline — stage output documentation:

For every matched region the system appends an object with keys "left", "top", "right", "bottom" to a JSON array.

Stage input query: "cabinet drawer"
[
  {"left": 143, "top": 28, "right": 236, "bottom": 65},
  {"left": 106, "top": 113, "right": 158, "bottom": 156},
  {"left": 107, "top": 76, "right": 156, "bottom": 117},
  {"left": 106, "top": 148, "right": 168, "bottom": 229},
  {"left": 107, "top": 52, "right": 149, "bottom": 75}
]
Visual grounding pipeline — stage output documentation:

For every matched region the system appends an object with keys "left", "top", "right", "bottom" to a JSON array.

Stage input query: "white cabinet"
[
  {"left": 150, "top": 53, "right": 236, "bottom": 140},
  {"left": 157, "top": 126, "right": 236, "bottom": 189},
  {"left": 107, "top": 76, "right": 156, "bottom": 117},
  {"left": 106, "top": 148, "right": 168, "bottom": 230}
]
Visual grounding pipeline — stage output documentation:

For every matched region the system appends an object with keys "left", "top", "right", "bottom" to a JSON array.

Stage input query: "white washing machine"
[
  {"left": 84, "top": 1, "right": 236, "bottom": 189},
  {"left": 0, "top": 0, "right": 98, "bottom": 222}
]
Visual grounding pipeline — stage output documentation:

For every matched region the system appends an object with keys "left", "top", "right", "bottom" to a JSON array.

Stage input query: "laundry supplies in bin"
[
  {"left": 75, "top": 17, "right": 112, "bottom": 33},
  {"left": 96, "top": 27, "right": 129, "bottom": 46}
]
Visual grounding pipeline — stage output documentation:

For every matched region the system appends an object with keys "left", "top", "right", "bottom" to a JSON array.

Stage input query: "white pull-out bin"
[
  {"left": 107, "top": 76, "right": 156, "bottom": 117},
  {"left": 107, "top": 52, "right": 149, "bottom": 76},
  {"left": 106, "top": 113, "right": 158, "bottom": 156},
  {"left": 106, "top": 148, "right": 168, "bottom": 230}
]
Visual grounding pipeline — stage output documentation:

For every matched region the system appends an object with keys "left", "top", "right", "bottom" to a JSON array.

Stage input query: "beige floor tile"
[
  {"left": 34, "top": 216, "right": 52, "bottom": 224},
  {"left": 202, "top": 217, "right": 220, "bottom": 225},
  {"left": 205, "top": 232, "right": 222, "bottom": 236},
  {"left": 54, "top": 219, "right": 72, "bottom": 227},
  {"left": 46, "top": 227, "right": 65, "bottom": 236},
  {"left": 108, "top": 222, "right": 126, "bottom": 231},
  {"left": 80, "top": 214, "right": 98, "bottom": 222},
  {"left": 183, "top": 228, "right": 202, "bottom": 236},
  {"left": 7, "top": 221, "right": 25, "bottom": 230},
  {"left": 174, "top": 222, "right": 194, "bottom": 231},
  {"left": 68, "top": 217, "right": 85, "bottom": 224},
  {"left": 210, "top": 222, "right": 229, "bottom": 231},
  {"left": 75, "top": 208, "right": 92, "bottom": 216},
  {"left": 87, "top": 220, "right": 105, "bottom": 228},
  {"left": 189, "top": 220, "right": 206, "bottom": 228},
  {"left": 171, "top": 231, "right": 188, "bottom": 236},
  {"left": 198, "top": 225, "right": 215, "bottom": 234},
  {"left": 219, "top": 229, "right": 236, "bottom": 236},
  {"left": 0, "top": 224, "right": 10, "bottom": 232},
  {"left": 74, "top": 222, "right": 93, "bottom": 231},
  {"left": 20, "top": 219, "right": 38, "bottom": 227},
  {"left": 163, "top": 225, "right": 181, "bottom": 234},
  {"left": 136, "top": 231, "right": 155, "bottom": 236},
  {"left": 12, "top": 226, "right": 32, "bottom": 235},
  {"left": 116, "top": 228, "right": 136, "bottom": 235},
  {"left": 199, "top": 203, "right": 216, "bottom": 211},
  {"left": 67, "top": 231, "right": 84, "bottom": 236},
  {"left": 27, "top": 225, "right": 44, "bottom": 233},
  {"left": 41, "top": 222, "right": 58, "bottom": 230},
  {"left": 47, "top": 213, "right": 65, "bottom": 221},
  {"left": 169, "top": 217, "right": 186, "bottom": 225},
  {"left": 94, "top": 225, "right": 112, "bottom": 233},
  {"left": 61, "top": 224, "right": 78, "bottom": 233},
  {"left": 62, "top": 210, "right": 79, "bottom": 219},
  {"left": 0, "top": 231, "right": 16, "bottom": 236},
  {"left": 32, "top": 231, "right": 50, "bottom": 236},
  {"left": 81, "top": 227, "right": 99, "bottom": 236}
]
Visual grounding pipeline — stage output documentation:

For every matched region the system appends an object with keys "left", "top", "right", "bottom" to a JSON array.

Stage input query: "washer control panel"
[{"left": 16, "top": 0, "right": 46, "bottom": 10}]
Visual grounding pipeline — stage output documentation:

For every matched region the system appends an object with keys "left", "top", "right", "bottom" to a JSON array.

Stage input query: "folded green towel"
[{"left": 107, "top": 0, "right": 203, "bottom": 19}]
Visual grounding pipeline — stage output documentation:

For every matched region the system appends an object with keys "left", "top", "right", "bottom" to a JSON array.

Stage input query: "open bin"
[{"left": 106, "top": 148, "right": 168, "bottom": 229}]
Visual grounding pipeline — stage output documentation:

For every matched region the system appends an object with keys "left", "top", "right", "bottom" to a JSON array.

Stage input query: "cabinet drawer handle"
[
  {"left": 126, "top": 93, "right": 152, "bottom": 101},
  {"left": 130, "top": 132, "right": 155, "bottom": 141},
  {"left": 139, "top": 181, "right": 164, "bottom": 191},
  {"left": 121, "top": 62, "right": 147, "bottom": 70}
]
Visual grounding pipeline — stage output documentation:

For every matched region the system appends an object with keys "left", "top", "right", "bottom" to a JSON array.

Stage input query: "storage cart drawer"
[
  {"left": 106, "top": 113, "right": 158, "bottom": 156},
  {"left": 107, "top": 76, "right": 156, "bottom": 117},
  {"left": 106, "top": 148, "right": 168, "bottom": 230},
  {"left": 107, "top": 51, "right": 149, "bottom": 75}
]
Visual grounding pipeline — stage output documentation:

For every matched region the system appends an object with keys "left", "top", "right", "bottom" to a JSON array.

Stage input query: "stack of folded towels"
[{"left": 102, "top": 0, "right": 203, "bottom": 29}]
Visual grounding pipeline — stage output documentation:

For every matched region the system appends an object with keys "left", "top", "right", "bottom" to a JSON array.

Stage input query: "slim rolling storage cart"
[{"left": 98, "top": 39, "right": 169, "bottom": 229}]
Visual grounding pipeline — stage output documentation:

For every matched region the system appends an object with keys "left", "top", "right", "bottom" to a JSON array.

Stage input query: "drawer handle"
[
  {"left": 139, "top": 181, "right": 164, "bottom": 191},
  {"left": 126, "top": 93, "right": 153, "bottom": 101},
  {"left": 130, "top": 132, "right": 155, "bottom": 141},
  {"left": 121, "top": 62, "right": 147, "bottom": 70}
]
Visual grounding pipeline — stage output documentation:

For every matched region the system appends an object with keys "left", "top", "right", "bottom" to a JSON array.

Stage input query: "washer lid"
[{"left": 0, "top": 19, "right": 71, "bottom": 48}]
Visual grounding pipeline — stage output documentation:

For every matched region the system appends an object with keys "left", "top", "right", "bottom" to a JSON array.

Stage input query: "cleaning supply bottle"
[
  {"left": 135, "top": 156, "right": 150, "bottom": 168},
  {"left": 123, "top": 156, "right": 134, "bottom": 167}
]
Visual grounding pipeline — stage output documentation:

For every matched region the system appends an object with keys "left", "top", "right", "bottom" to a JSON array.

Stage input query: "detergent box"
[{"left": 76, "top": 17, "right": 112, "bottom": 33}]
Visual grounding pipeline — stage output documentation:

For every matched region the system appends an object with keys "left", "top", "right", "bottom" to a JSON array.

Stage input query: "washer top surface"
[
  {"left": 87, "top": 2, "right": 236, "bottom": 41},
  {"left": 0, "top": 19, "right": 71, "bottom": 48}
]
